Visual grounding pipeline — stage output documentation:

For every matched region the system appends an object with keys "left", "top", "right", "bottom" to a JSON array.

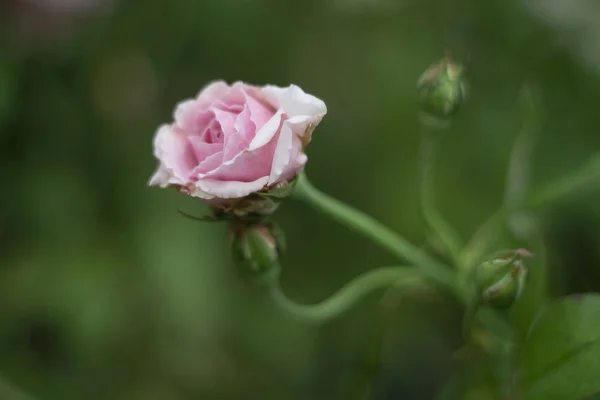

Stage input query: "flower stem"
[
  {"left": 524, "top": 154, "right": 600, "bottom": 209},
  {"left": 419, "top": 128, "right": 463, "bottom": 265},
  {"left": 292, "top": 173, "right": 464, "bottom": 300},
  {"left": 266, "top": 265, "right": 419, "bottom": 323},
  {"left": 460, "top": 153, "right": 600, "bottom": 271}
]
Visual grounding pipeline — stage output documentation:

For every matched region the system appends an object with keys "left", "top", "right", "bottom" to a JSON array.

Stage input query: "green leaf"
[{"left": 520, "top": 294, "right": 600, "bottom": 400}]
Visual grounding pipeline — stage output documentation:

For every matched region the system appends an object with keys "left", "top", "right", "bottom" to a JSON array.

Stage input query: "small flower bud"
[
  {"left": 474, "top": 249, "right": 534, "bottom": 309},
  {"left": 417, "top": 56, "right": 467, "bottom": 124},
  {"left": 229, "top": 221, "right": 285, "bottom": 282}
]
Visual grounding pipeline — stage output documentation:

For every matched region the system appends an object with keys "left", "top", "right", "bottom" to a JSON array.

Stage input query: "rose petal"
[
  {"left": 241, "top": 85, "right": 276, "bottom": 130},
  {"left": 248, "top": 109, "right": 284, "bottom": 151},
  {"left": 149, "top": 125, "right": 196, "bottom": 186},
  {"left": 199, "top": 139, "right": 275, "bottom": 182},
  {"left": 191, "top": 151, "right": 224, "bottom": 176},
  {"left": 202, "top": 119, "right": 223, "bottom": 144},
  {"left": 196, "top": 176, "right": 269, "bottom": 198},
  {"left": 212, "top": 107, "right": 237, "bottom": 135},
  {"left": 188, "top": 137, "right": 221, "bottom": 164},
  {"left": 175, "top": 105, "right": 215, "bottom": 139},
  {"left": 196, "top": 81, "right": 230, "bottom": 107},
  {"left": 173, "top": 99, "right": 196, "bottom": 129},
  {"left": 214, "top": 82, "right": 245, "bottom": 108},
  {"left": 222, "top": 131, "right": 250, "bottom": 163},
  {"left": 148, "top": 164, "right": 171, "bottom": 187},
  {"left": 234, "top": 104, "right": 255, "bottom": 140},
  {"left": 278, "top": 135, "right": 307, "bottom": 182},
  {"left": 267, "top": 120, "right": 294, "bottom": 184},
  {"left": 213, "top": 100, "right": 244, "bottom": 113},
  {"left": 261, "top": 84, "right": 327, "bottom": 118},
  {"left": 286, "top": 114, "right": 324, "bottom": 140}
]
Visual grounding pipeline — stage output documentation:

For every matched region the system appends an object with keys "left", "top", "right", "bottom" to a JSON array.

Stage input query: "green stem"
[
  {"left": 419, "top": 129, "right": 463, "bottom": 265},
  {"left": 525, "top": 154, "right": 600, "bottom": 209},
  {"left": 267, "top": 265, "right": 418, "bottom": 323},
  {"left": 292, "top": 173, "right": 463, "bottom": 300},
  {"left": 461, "top": 153, "right": 600, "bottom": 270},
  {"left": 459, "top": 209, "right": 507, "bottom": 273}
]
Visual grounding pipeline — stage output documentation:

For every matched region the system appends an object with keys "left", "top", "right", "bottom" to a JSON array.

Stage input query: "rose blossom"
[{"left": 149, "top": 81, "right": 326, "bottom": 200}]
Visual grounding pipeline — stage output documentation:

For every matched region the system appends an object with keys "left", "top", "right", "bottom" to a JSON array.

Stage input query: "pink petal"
[
  {"left": 213, "top": 101, "right": 244, "bottom": 113},
  {"left": 212, "top": 107, "right": 237, "bottom": 135},
  {"left": 200, "top": 144, "right": 274, "bottom": 183},
  {"left": 175, "top": 105, "right": 215, "bottom": 139},
  {"left": 223, "top": 131, "right": 250, "bottom": 163},
  {"left": 188, "top": 136, "right": 221, "bottom": 164},
  {"left": 234, "top": 104, "right": 256, "bottom": 140},
  {"left": 241, "top": 85, "right": 276, "bottom": 130},
  {"left": 248, "top": 109, "right": 284, "bottom": 151},
  {"left": 196, "top": 81, "right": 230, "bottom": 107},
  {"left": 196, "top": 176, "right": 270, "bottom": 199},
  {"left": 201, "top": 119, "right": 224, "bottom": 144},
  {"left": 191, "top": 151, "right": 224, "bottom": 177},
  {"left": 149, "top": 125, "right": 196, "bottom": 186},
  {"left": 215, "top": 82, "right": 245, "bottom": 108}
]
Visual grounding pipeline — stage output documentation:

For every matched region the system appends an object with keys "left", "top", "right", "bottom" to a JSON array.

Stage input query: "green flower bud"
[
  {"left": 417, "top": 56, "right": 467, "bottom": 124},
  {"left": 229, "top": 221, "right": 285, "bottom": 282},
  {"left": 474, "top": 249, "right": 533, "bottom": 309}
]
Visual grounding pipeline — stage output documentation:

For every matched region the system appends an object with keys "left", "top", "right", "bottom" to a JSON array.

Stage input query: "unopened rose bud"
[
  {"left": 229, "top": 221, "right": 285, "bottom": 282},
  {"left": 417, "top": 57, "right": 467, "bottom": 124},
  {"left": 474, "top": 249, "right": 533, "bottom": 309}
]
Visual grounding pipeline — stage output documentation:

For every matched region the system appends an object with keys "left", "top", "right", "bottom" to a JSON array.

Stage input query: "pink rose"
[{"left": 149, "top": 81, "right": 327, "bottom": 200}]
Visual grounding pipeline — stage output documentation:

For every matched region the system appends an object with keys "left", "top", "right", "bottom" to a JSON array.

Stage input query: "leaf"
[
  {"left": 519, "top": 294, "right": 600, "bottom": 400},
  {"left": 177, "top": 209, "right": 225, "bottom": 222}
]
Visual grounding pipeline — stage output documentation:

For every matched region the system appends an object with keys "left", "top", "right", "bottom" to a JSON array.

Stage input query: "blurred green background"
[{"left": 2, "top": 0, "right": 600, "bottom": 399}]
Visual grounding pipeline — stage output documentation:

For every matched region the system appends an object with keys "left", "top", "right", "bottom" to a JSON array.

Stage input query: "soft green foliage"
[
  {"left": 519, "top": 294, "right": 600, "bottom": 400},
  {"left": 2, "top": 0, "right": 600, "bottom": 399}
]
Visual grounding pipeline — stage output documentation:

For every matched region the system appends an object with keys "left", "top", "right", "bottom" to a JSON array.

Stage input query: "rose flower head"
[{"left": 149, "top": 81, "right": 326, "bottom": 217}]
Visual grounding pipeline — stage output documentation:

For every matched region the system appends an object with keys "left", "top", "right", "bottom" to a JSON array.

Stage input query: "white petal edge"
[
  {"left": 148, "top": 164, "right": 216, "bottom": 200},
  {"left": 148, "top": 164, "right": 172, "bottom": 187},
  {"left": 268, "top": 120, "right": 294, "bottom": 184},
  {"left": 261, "top": 84, "right": 327, "bottom": 119},
  {"left": 195, "top": 176, "right": 269, "bottom": 199},
  {"left": 248, "top": 109, "right": 284, "bottom": 151},
  {"left": 286, "top": 114, "right": 325, "bottom": 138},
  {"left": 196, "top": 80, "right": 230, "bottom": 101},
  {"left": 149, "top": 125, "right": 187, "bottom": 187}
]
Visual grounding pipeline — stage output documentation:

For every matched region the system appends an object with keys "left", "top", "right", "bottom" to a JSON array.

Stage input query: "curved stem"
[
  {"left": 292, "top": 173, "right": 464, "bottom": 300},
  {"left": 459, "top": 208, "right": 507, "bottom": 273},
  {"left": 267, "top": 266, "right": 419, "bottom": 323},
  {"left": 460, "top": 153, "right": 600, "bottom": 272},
  {"left": 419, "top": 129, "right": 463, "bottom": 265},
  {"left": 524, "top": 154, "right": 600, "bottom": 209}
]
